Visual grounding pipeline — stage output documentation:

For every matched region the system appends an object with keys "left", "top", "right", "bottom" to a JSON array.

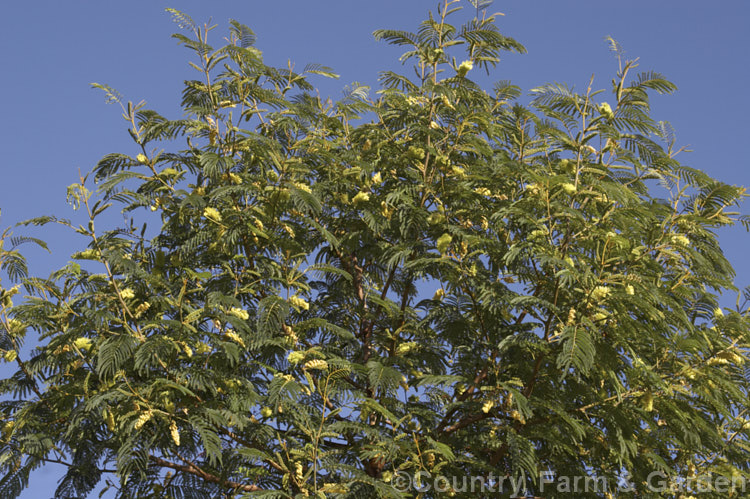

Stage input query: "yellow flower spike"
[
  {"left": 289, "top": 295, "right": 310, "bottom": 311},
  {"left": 457, "top": 60, "right": 473, "bottom": 76},
  {"left": 380, "top": 201, "right": 394, "bottom": 219},
  {"left": 352, "top": 191, "right": 370, "bottom": 204},
  {"left": 225, "top": 330, "right": 246, "bottom": 348},
  {"left": 203, "top": 207, "right": 222, "bottom": 223},
  {"left": 396, "top": 342, "right": 417, "bottom": 355},
  {"left": 304, "top": 359, "right": 328, "bottom": 371},
  {"left": 134, "top": 301, "right": 151, "bottom": 318},
  {"left": 671, "top": 234, "right": 690, "bottom": 246},
  {"left": 566, "top": 308, "right": 576, "bottom": 326},
  {"left": 510, "top": 410, "right": 525, "bottom": 423},
  {"left": 170, "top": 421, "right": 180, "bottom": 446},
  {"left": 182, "top": 344, "right": 193, "bottom": 358},
  {"left": 228, "top": 307, "right": 250, "bottom": 320},
  {"left": 641, "top": 392, "right": 654, "bottom": 412},
  {"left": 105, "top": 410, "right": 116, "bottom": 431},
  {"left": 287, "top": 351, "right": 305, "bottom": 364},
  {"left": 292, "top": 181, "right": 311, "bottom": 193},
  {"left": 134, "top": 410, "right": 153, "bottom": 430},
  {"left": 436, "top": 233, "right": 452, "bottom": 254},
  {"left": 590, "top": 286, "right": 611, "bottom": 301},
  {"left": 561, "top": 183, "right": 577, "bottom": 194},
  {"left": 73, "top": 337, "right": 93, "bottom": 351}
]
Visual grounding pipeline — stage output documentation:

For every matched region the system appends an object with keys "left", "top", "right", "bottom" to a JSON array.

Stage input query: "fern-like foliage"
[{"left": 0, "top": 4, "right": 748, "bottom": 499}]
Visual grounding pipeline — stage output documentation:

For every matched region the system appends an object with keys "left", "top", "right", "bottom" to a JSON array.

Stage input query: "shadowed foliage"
[{"left": 1, "top": 2, "right": 749, "bottom": 497}]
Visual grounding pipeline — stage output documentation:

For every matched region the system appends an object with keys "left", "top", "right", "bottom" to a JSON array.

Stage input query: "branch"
[
  {"left": 435, "top": 367, "right": 487, "bottom": 433},
  {"left": 442, "top": 411, "right": 494, "bottom": 434},
  {"left": 149, "top": 455, "right": 262, "bottom": 493},
  {"left": 523, "top": 283, "right": 559, "bottom": 398}
]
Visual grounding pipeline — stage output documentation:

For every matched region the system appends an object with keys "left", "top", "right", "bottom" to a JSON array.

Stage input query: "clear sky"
[{"left": 1, "top": 1, "right": 748, "bottom": 497}]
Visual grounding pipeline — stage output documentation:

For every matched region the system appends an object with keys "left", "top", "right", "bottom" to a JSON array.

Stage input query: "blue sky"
[{"left": 1, "top": 1, "right": 748, "bottom": 497}]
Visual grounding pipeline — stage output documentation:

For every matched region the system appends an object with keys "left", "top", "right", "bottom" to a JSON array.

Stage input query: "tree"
[{"left": 2, "top": 2, "right": 749, "bottom": 497}]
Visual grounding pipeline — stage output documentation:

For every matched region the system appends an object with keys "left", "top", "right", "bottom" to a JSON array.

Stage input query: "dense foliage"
[{"left": 2, "top": 2, "right": 749, "bottom": 497}]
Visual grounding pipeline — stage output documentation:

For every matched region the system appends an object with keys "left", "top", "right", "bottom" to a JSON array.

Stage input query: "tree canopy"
[{"left": 1, "top": 2, "right": 749, "bottom": 497}]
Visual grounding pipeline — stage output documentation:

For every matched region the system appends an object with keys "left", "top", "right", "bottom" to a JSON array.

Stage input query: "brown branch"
[
  {"left": 149, "top": 455, "right": 262, "bottom": 492},
  {"left": 490, "top": 443, "right": 508, "bottom": 467},
  {"left": 523, "top": 278, "right": 560, "bottom": 399},
  {"left": 435, "top": 367, "right": 487, "bottom": 433},
  {"left": 437, "top": 281, "right": 512, "bottom": 433},
  {"left": 523, "top": 354, "right": 545, "bottom": 399},
  {"left": 389, "top": 274, "right": 412, "bottom": 353},
  {"left": 442, "top": 411, "right": 494, "bottom": 434},
  {"left": 341, "top": 374, "right": 368, "bottom": 392},
  {"left": 337, "top": 252, "right": 371, "bottom": 361},
  {"left": 379, "top": 264, "right": 398, "bottom": 304}
]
